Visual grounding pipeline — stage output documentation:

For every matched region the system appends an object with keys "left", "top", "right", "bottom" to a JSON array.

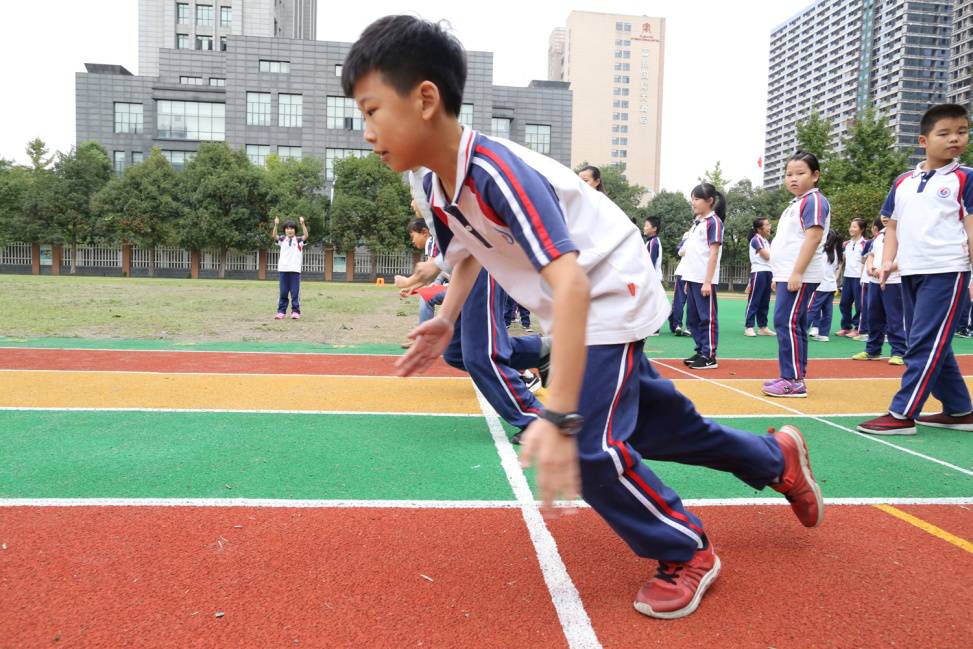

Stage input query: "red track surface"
[
  {"left": 2, "top": 506, "right": 969, "bottom": 648},
  {"left": 4, "top": 347, "right": 968, "bottom": 380}
]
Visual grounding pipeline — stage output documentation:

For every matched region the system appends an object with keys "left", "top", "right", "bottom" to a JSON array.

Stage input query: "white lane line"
[
  {"left": 0, "top": 368, "right": 465, "bottom": 380},
  {"left": 0, "top": 345, "right": 403, "bottom": 358},
  {"left": 654, "top": 360, "right": 973, "bottom": 478},
  {"left": 0, "top": 406, "right": 482, "bottom": 417},
  {"left": 473, "top": 386, "right": 601, "bottom": 649},
  {"left": 2, "top": 497, "right": 970, "bottom": 508}
]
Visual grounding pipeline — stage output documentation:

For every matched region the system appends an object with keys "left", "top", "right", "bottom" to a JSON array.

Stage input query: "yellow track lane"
[{"left": 0, "top": 371, "right": 960, "bottom": 416}]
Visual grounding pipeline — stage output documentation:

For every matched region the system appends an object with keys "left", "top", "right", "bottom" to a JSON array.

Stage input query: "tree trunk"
[
  {"left": 370, "top": 251, "right": 378, "bottom": 281},
  {"left": 70, "top": 241, "right": 78, "bottom": 275},
  {"left": 148, "top": 247, "right": 156, "bottom": 278},
  {"left": 218, "top": 249, "right": 227, "bottom": 279}
]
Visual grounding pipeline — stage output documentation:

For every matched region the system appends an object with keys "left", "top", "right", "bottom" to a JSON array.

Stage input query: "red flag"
[{"left": 757, "top": 156, "right": 763, "bottom": 169}]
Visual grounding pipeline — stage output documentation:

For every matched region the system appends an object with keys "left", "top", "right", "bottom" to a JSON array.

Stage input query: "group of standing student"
[{"left": 851, "top": 215, "right": 906, "bottom": 365}]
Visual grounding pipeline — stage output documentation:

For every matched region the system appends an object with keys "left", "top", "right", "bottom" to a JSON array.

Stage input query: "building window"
[
  {"left": 180, "top": 76, "right": 203, "bottom": 85},
  {"left": 614, "top": 62, "right": 630, "bottom": 71},
  {"left": 113, "top": 151, "right": 126, "bottom": 175},
  {"left": 157, "top": 100, "right": 225, "bottom": 140},
  {"left": 246, "top": 144, "right": 270, "bottom": 167},
  {"left": 209, "top": 77, "right": 225, "bottom": 87},
  {"left": 114, "top": 103, "right": 144, "bottom": 134},
  {"left": 615, "top": 39, "right": 631, "bottom": 46},
  {"left": 459, "top": 103, "right": 474, "bottom": 128},
  {"left": 613, "top": 75, "right": 630, "bottom": 83},
  {"left": 220, "top": 5, "right": 231, "bottom": 27},
  {"left": 613, "top": 50, "right": 631, "bottom": 59},
  {"left": 334, "top": 64, "right": 343, "bottom": 77},
  {"left": 611, "top": 137, "right": 628, "bottom": 146},
  {"left": 524, "top": 124, "right": 551, "bottom": 155},
  {"left": 612, "top": 124, "right": 629, "bottom": 133},
  {"left": 326, "top": 96, "right": 363, "bottom": 130},
  {"left": 277, "top": 146, "right": 302, "bottom": 161},
  {"left": 278, "top": 94, "right": 303, "bottom": 127},
  {"left": 220, "top": 36, "right": 227, "bottom": 51},
  {"left": 259, "top": 59, "right": 290, "bottom": 73},
  {"left": 177, "top": 33, "right": 190, "bottom": 49},
  {"left": 176, "top": 3, "right": 189, "bottom": 24},
  {"left": 616, "top": 21, "right": 632, "bottom": 32},
  {"left": 491, "top": 117, "right": 511, "bottom": 139},
  {"left": 132, "top": 152, "right": 144, "bottom": 165},
  {"left": 161, "top": 150, "right": 194, "bottom": 169},
  {"left": 611, "top": 112, "right": 629, "bottom": 121},
  {"left": 196, "top": 4, "right": 213, "bottom": 27},
  {"left": 611, "top": 149, "right": 628, "bottom": 158},
  {"left": 613, "top": 87, "right": 630, "bottom": 96},
  {"left": 246, "top": 92, "right": 272, "bottom": 126},
  {"left": 196, "top": 35, "right": 213, "bottom": 50},
  {"left": 613, "top": 100, "right": 630, "bottom": 108},
  {"left": 325, "top": 148, "right": 371, "bottom": 181}
]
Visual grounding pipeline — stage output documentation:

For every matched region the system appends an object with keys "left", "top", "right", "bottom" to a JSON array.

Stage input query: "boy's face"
[
  {"left": 284, "top": 227, "right": 296, "bottom": 236},
  {"left": 409, "top": 229, "right": 430, "bottom": 249},
  {"left": 354, "top": 71, "right": 429, "bottom": 173},
  {"left": 920, "top": 116, "right": 969, "bottom": 162},
  {"left": 643, "top": 221, "right": 656, "bottom": 237}
]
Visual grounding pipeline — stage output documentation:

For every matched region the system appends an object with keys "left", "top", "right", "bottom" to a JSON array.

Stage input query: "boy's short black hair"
[
  {"left": 920, "top": 104, "right": 969, "bottom": 136},
  {"left": 645, "top": 216, "right": 661, "bottom": 232},
  {"left": 283, "top": 221, "right": 297, "bottom": 230},
  {"left": 341, "top": 15, "right": 467, "bottom": 117},
  {"left": 406, "top": 217, "right": 429, "bottom": 235}
]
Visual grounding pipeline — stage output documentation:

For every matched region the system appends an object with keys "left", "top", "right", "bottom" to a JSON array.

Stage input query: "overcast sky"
[{"left": 0, "top": 0, "right": 812, "bottom": 193}]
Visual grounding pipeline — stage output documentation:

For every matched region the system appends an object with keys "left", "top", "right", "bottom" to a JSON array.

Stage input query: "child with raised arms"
[{"left": 344, "top": 15, "right": 824, "bottom": 620}]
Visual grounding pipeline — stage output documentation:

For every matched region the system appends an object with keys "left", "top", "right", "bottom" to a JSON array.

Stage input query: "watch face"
[{"left": 561, "top": 414, "right": 584, "bottom": 435}]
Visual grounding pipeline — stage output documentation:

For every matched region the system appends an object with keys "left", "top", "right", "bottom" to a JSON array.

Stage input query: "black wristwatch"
[{"left": 540, "top": 409, "right": 584, "bottom": 437}]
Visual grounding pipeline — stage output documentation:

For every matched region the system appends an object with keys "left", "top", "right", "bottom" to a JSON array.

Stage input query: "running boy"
[
  {"left": 272, "top": 216, "right": 308, "bottom": 320},
  {"left": 343, "top": 16, "right": 823, "bottom": 619},
  {"left": 858, "top": 104, "right": 973, "bottom": 435}
]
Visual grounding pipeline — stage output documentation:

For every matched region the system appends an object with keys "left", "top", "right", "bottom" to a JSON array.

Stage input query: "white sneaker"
[
  {"left": 811, "top": 335, "right": 829, "bottom": 342},
  {"left": 744, "top": 328, "right": 756, "bottom": 337},
  {"left": 808, "top": 327, "right": 819, "bottom": 337}
]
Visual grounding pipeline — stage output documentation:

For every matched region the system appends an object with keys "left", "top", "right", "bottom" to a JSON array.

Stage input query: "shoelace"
[{"left": 653, "top": 561, "right": 684, "bottom": 585}]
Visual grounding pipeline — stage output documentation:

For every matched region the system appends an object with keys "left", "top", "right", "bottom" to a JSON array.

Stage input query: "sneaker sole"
[
  {"left": 915, "top": 420, "right": 973, "bottom": 431},
  {"left": 855, "top": 424, "right": 917, "bottom": 436},
  {"left": 762, "top": 390, "right": 807, "bottom": 398},
  {"left": 779, "top": 425, "right": 824, "bottom": 528},
  {"left": 633, "top": 555, "right": 722, "bottom": 620},
  {"left": 691, "top": 364, "right": 719, "bottom": 370}
]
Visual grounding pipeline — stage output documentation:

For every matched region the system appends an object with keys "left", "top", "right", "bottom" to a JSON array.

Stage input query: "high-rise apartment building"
[
  {"left": 549, "top": 11, "right": 665, "bottom": 193},
  {"left": 138, "top": 0, "right": 316, "bottom": 76},
  {"left": 948, "top": 0, "right": 973, "bottom": 106},
  {"left": 763, "top": 0, "right": 952, "bottom": 188}
]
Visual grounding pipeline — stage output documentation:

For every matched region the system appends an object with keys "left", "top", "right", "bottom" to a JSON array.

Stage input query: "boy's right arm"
[{"left": 271, "top": 216, "right": 278, "bottom": 239}]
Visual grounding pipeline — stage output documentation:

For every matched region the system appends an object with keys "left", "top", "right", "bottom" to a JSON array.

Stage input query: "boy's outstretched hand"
[
  {"left": 274, "top": 217, "right": 279, "bottom": 225},
  {"left": 394, "top": 316, "right": 453, "bottom": 376},
  {"left": 518, "top": 419, "right": 581, "bottom": 511}
]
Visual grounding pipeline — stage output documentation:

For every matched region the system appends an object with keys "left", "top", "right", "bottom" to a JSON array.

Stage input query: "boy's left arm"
[
  {"left": 300, "top": 216, "right": 308, "bottom": 240},
  {"left": 966, "top": 217, "right": 973, "bottom": 300}
]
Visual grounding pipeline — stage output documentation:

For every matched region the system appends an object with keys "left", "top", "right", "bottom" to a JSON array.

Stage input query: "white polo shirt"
[
  {"left": 770, "top": 188, "right": 831, "bottom": 283},
  {"left": 679, "top": 212, "right": 723, "bottom": 284},
  {"left": 860, "top": 238, "right": 874, "bottom": 284},
  {"left": 869, "top": 229, "right": 901, "bottom": 284},
  {"left": 817, "top": 254, "right": 840, "bottom": 292},
  {"left": 425, "top": 127, "right": 670, "bottom": 345},
  {"left": 749, "top": 234, "right": 771, "bottom": 273},
  {"left": 842, "top": 237, "right": 866, "bottom": 278},
  {"left": 277, "top": 235, "right": 304, "bottom": 273},
  {"left": 881, "top": 161, "right": 973, "bottom": 276},
  {"left": 672, "top": 229, "right": 692, "bottom": 277}
]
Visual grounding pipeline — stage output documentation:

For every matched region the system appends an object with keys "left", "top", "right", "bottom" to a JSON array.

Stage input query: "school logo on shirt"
[{"left": 938, "top": 186, "right": 952, "bottom": 199}]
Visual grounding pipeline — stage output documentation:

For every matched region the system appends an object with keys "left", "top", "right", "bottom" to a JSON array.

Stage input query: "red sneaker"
[
  {"left": 916, "top": 412, "right": 973, "bottom": 431},
  {"left": 771, "top": 425, "right": 824, "bottom": 528},
  {"left": 857, "top": 414, "right": 916, "bottom": 436},
  {"left": 634, "top": 543, "right": 720, "bottom": 619}
]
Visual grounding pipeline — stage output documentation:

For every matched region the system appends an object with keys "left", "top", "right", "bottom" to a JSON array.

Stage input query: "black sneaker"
[
  {"left": 683, "top": 353, "right": 703, "bottom": 366},
  {"left": 956, "top": 329, "right": 973, "bottom": 339},
  {"left": 521, "top": 370, "right": 541, "bottom": 393},
  {"left": 511, "top": 430, "right": 525, "bottom": 445},
  {"left": 689, "top": 356, "right": 718, "bottom": 370},
  {"left": 537, "top": 336, "right": 551, "bottom": 387}
]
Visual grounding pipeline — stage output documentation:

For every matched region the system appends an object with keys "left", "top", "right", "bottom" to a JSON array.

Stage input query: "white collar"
[{"left": 914, "top": 160, "right": 959, "bottom": 177}]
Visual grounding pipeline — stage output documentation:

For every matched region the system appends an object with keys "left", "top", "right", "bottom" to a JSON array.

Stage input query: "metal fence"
[
  {"left": 354, "top": 249, "right": 414, "bottom": 276},
  {"left": 61, "top": 246, "right": 122, "bottom": 268},
  {"left": 132, "top": 247, "right": 190, "bottom": 270},
  {"left": 0, "top": 243, "right": 32, "bottom": 266}
]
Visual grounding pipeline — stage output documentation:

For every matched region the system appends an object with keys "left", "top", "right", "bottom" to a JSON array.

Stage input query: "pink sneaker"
[
  {"left": 274, "top": 312, "right": 285, "bottom": 320},
  {"left": 763, "top": 378, "right": 807, "bottom": 398},
  {"left": 290, "top": 312, "right": 301, "bottom": 320}
]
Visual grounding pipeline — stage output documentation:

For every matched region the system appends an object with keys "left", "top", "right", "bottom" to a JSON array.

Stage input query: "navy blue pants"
[
  {"left": 865, "top": 283, "right": 906, "bottom": 357},
  {"left": 685, "top": 281, "right": 718, "bottom": 358},
  {"left": 578, "top": 340, "right": 784, "bottom": 562},
  {"left": 503, "top": 295, "right": 531, "bottom": 328},
  {"left": 745, "top": 271, "right": 772, "bottom": 328},
  {"left": 277, "top": 271, "right": 301, "bottom": 314},
  {"left": 669, "top": 275, "right": 687, "bottom": 332},
  {"left": 889, "top": 272, "right": 972, "bottom": 419},
  {"left": 807, "top": 291, "right": 834, "bottom": 336},
  {"left": 773, "top": 282, "right": 818, "bottom": 380},
  {"left": 838, "top": 276, "right": 862, "bottom": 330},
  {"left": 858, "top": 283, "right": 871, "bottom": 334},
  {"left": 443, "top": 270, "right": 543, "bottom": 431}
]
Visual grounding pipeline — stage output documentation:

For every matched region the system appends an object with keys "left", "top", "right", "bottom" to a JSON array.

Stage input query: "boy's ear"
[
  {"left": 417, "top": 81, "right": 441, "bottom": 120},
  {"left": 918, "top": 134, "right": 928, "bottom": 148}
]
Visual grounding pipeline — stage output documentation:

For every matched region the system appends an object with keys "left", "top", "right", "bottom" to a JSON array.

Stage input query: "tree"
[
  {"left": 264, "top": 154, "right": 329, "bottom": 245},
  {"left": 574, "top": 161, "right": 647, "bottom": 221},
  {"left": 827, "top": 183, "right": 888, "bottom": 239},
  {"left": 794, "top": 108, "right": 835, "bottom": 164},
  {"left": 178, "top": 143, "right": 267, "bottom": 278},
  {"left": 48, "top": 141, "right": 113, "bottom": 273},
  {"left": 643, "top": 190, "right": 692, "bottom": 267},
  {"left": 0, "top": 164, "right": 30, "bottom": 246},
  {"left": 829, "top": 108, "right": 909, "bottom": 190},
  {"left": 25, "top": 137, "right": 53, "bottom": 171},
  {"left": 329, "top": 154, "right": 412, "bottom": 278},
  {"left": 698, "top": 161, "right": 730, "bottom": 192},
  {"left": 723, "top": 180, "right": 790, "bottom": 265},
  {"left": 92, "top": 148, "right": 181, "bottom": 276}
]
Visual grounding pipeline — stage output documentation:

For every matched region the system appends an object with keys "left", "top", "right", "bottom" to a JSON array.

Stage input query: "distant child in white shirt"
[{"left": 272, "top": 216, "right": 308, "bottom": 320}]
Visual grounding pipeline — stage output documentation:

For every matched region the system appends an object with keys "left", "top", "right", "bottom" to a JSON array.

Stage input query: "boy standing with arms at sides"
[
  {"left": 343, "top": 16, "right": 823, "bottom": 619},
  {"left": 858, "top": 104, "right": 973, "bottom": 435},
  {"left": 272, "top": 216, "right": 308, "bottom": 320},
  {"left": 643, "top": 216, "right": 662, "bottom": 277}
]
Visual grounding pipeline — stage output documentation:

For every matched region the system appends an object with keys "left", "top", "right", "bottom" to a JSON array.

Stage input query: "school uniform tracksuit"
[
  {"left": 681, "top": 213, "right": 724, "bottom": 359},
  {"left": 839, "top": 238, "right": 866, "bottom": 330},
  {"left": 746, "top": 234, "right": 772, "bottom": 329}
]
